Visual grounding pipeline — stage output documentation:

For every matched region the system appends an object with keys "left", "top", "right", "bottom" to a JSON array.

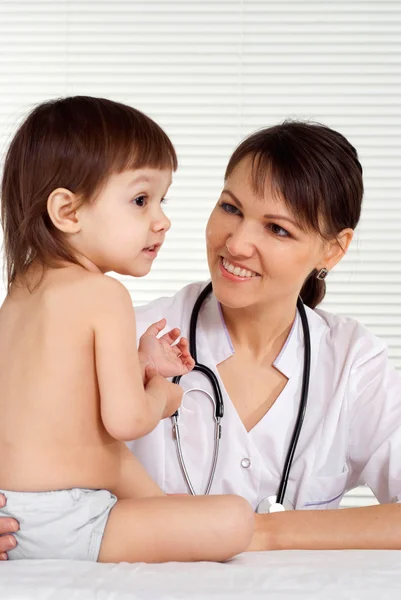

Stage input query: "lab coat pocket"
[{"left": 302, "top": 468, "right": 349, "bottom": 510}]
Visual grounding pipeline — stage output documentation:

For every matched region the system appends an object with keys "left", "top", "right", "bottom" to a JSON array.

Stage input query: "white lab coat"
[{"left": 127, "top": 281, "right": 401, "bottom": 511}]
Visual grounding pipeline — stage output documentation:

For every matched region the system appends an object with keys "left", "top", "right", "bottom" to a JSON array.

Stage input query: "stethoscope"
[{"left": 171, "top": 281, "right": 311, "bottom": 513}]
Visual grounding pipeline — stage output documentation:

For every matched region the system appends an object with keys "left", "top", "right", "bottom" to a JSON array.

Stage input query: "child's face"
[{"left": 75, "top": 168, "right": 172, "bottom": 276}]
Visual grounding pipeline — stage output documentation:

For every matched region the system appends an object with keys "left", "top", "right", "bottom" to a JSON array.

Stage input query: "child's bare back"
[{"left": 0, "top": 264, "right": 161, "bottom": 498}]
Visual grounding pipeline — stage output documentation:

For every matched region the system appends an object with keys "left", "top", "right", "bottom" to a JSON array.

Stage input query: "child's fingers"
[
  {"left": 176, "top": 337, "right": 188, "bottom": 350},
  {"left": 143, "top": 319, "right": 167, "bottom": 337},
  {"left": 160, "top": 328, "right": 181, "bottom": 345},
  {"left": 176, "top": 338, "right": 195, "bottom": 371},
  {"left": 177, "top": 337, "right": 192, "bottom": 358},
  {"left": 170, "top": 344, "right": 182, "bottom": 357},
  {"left": 144, "top": 364, "right": 159, "bottom": 383},
  {"left": 161, "top": 344, "right": 181, "bottom": 361},
  {"left": 185, "top": 357, "right": 195, "bottom": 370}
]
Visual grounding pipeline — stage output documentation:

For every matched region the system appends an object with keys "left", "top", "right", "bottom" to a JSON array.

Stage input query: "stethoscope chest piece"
[{"left": 256, "top": 495, "right": 286, "bottom": 514}]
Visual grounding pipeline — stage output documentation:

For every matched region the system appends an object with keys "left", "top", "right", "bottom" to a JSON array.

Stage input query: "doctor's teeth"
[{"left": 222, "top": 259, "right": 257, "bottom": 278}]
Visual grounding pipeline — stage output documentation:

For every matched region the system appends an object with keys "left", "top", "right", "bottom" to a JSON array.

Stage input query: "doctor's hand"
[
  {"left": 139, "top": 319, "right": 195, "bottom": 378},
  {"left": 144, "top": 365, "right": 183, "bottom": 419},
  {"left": 0, "top": 494, "right": 19, "bottom": 560}
]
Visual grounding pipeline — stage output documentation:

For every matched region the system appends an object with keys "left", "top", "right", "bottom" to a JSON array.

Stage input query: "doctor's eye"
[
  {"left": 267, "top": 223, "right": 290, "bottom": 238},
  {"left": 132, "top": 195, "right": 147, "bottom": 207},
  {"left": 220, "top": 202, "right": 241, "bottom": 216}
]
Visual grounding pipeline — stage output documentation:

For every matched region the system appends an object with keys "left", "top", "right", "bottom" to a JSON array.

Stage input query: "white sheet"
[{"left": 2, "top": 550, "right": 401, "bottom": 599}]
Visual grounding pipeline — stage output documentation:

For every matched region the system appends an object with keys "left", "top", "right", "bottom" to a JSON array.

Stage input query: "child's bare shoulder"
[
  {"left": 43, "top": 267, "right": 133, "bottom": 319},
  {"left": 76, "top": 272, "right": 136, "bottom": 332},
  {"left": 62, "top": 268, "right": 132, "bottom": 309},
  {"left": 84, "top": 273, "right": 133, "bottom": 307}
]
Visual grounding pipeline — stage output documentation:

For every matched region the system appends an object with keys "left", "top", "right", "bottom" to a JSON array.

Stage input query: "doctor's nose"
[{"left": 225, "top": 224, "right": 255, "bottom": 258}]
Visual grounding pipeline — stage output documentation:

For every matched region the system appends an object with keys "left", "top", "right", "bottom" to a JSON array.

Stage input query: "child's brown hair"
[{"left": 1, "top": 96, "right": 177, "bottom": 289}]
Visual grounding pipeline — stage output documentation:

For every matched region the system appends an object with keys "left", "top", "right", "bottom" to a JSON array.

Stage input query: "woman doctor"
[{"left": 1, "top": 121, "right": 401, "bottom": 554}]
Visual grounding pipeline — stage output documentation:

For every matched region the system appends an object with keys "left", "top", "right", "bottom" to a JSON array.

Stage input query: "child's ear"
[{"left": 47, "top": 188, "right": 81, "bottom": 233}]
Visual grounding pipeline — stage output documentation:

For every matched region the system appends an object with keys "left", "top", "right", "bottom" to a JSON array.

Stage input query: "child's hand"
[
  {"left": 138, "top": 319, "right": 195, "bottom": 378},
  {"left": 144, "top": 365, "right": 183, "bottom": 418}
]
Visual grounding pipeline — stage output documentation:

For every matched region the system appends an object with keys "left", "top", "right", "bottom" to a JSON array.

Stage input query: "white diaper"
[{"left": 0, "top": 488, "right": 117, "bottom": 561}]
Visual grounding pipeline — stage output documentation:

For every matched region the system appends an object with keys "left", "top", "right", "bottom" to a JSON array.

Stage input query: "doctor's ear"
[
  {"left": 319, "top": 228, "right": 354, "bottom": 272},
  {"left": 46, "top": 188, "right": 81, "bottom": 234}
]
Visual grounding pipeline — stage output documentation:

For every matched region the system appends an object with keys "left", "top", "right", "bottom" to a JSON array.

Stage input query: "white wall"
[{"left": 1, "top": 0, "right": 400, "bottom": 507}]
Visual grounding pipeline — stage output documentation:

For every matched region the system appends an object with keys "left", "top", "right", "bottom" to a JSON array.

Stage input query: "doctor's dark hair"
[
  {"left": 1, "top": 96, "right": 177, "bottom": 290},
  {"left": 225, "top": 121, "right": 363, "bottom": 309}
]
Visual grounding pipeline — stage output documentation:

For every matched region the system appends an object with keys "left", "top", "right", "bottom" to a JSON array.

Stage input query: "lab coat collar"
[
  {"left": 197, "top": 287, "right": 234, "bottom": 366},
  {"left": 200, "top": 290, "right": 326, "bottom": 380},
  {"left": 273, "top": 307, "right": 330, "bottom": 378},
  {"left": 272, "top": 312, "right": 301, "bottom": 379}
]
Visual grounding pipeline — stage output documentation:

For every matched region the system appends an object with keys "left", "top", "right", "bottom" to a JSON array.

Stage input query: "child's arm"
[{"left": 93, "top": 277, "right": 182, "bottom": 441}]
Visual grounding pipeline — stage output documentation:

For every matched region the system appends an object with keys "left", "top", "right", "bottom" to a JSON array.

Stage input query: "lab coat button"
[{"left": 241, "top": 458, "right": 251, "bottom": 469}]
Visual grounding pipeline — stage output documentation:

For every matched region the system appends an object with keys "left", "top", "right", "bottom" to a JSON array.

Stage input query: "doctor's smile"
[{"left": 219, "top": 258, "right": 261, "bottom": 281}]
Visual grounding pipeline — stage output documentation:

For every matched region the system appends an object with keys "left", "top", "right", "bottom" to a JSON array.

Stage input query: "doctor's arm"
[
  {"left": 250, "top": 503, "right": 401, "bottom": 551},
  {"left": 250, "top": 341, "right": 401, "bottom": 551}
]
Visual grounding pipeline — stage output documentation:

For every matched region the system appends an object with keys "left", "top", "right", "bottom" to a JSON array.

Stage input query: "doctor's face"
[{"left": 206, "top": 157, "right": 329, "bottom": 311}]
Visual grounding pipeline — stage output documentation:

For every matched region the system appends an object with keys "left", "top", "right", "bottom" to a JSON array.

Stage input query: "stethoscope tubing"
[
  {"left": 171, "top": 282, "right": 311, "bottom": 505},
  {"left": 275, "top": 297, "right": 311, "bottom": 505}
]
